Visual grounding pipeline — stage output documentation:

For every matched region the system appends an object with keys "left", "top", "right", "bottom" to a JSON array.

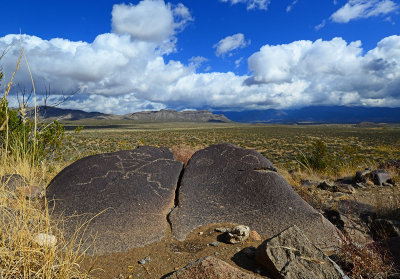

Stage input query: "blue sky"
[{"left": 0, "top": 0, "right": 399, "bottom": 114}]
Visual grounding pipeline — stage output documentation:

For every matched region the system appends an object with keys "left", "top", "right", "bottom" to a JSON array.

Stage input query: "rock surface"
[
  {"left": 226, "top": 225, "right": 250, "bottom": 244},
  {"left": 255, "top": 225, "right": 348, "bottom": 279},
  {"left": 163, "top": 256, "right": 261, "bottom": 279},
  {"left": 0, "top": 174, "right": 29, "bottom": 191},
  {"left": 46, "top": 146, "right": 183, "bottom": 255},
  {"left": 169, "top": 143, "right": 339, "bottom": 250},
  {"left": 370, "top": 169, "right": 393, "bottom": 186}
]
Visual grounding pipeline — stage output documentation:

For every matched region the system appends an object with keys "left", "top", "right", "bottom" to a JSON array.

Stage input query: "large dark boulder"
[
  {"left": 255, "top": 225, "right": 348, "bottom": 279},
  {"left": 46, "top": 146, "right": 183, "bottom": 255},
  {"left": 169, "top": 143, "right": 339, "bottom": 250}
]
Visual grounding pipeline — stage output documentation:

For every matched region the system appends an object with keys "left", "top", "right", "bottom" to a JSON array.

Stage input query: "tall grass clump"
[
  {"left": 296, "top": 139, "right": 371, "bottom": 177},
  {"left": 0, "top": 46, "right": 90, "bottom": 278}
]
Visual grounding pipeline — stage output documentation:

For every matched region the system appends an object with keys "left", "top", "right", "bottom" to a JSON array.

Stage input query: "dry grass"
[
  {"left": 0, "top": 45, "right": 91, "bottom": 278},
  {"left": 170, "top": 145, "right": 200, "bottom": 166},
  {"left": 0, "top": 159, "right": 92, "bottom": 278},
  {"left": 335, "top": 233, "right": 394, "bottom": 278}
]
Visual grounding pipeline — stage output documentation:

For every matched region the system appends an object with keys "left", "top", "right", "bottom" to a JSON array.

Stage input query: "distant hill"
[
  {"left": 29, "top": 107, "right": 232, "bottom": 123},
  {"left": 215, "top": 106, "right": 400, "bottom": 124},
  {"left": 29, "top": 106, "right": 115, "bottom": 121},
  {"left": 124, "top": 109, "right": 231, "bottom": 123}
]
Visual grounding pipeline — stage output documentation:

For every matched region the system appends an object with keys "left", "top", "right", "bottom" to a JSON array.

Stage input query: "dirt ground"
[{"left": 81, "top": 222, "right": 269, "bottom": 279}]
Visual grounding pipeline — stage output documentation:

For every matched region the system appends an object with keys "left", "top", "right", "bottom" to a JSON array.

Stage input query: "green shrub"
[
  {"left": 0, "top": 100, "right": 65, "bottom": 162},
  {"left": 297, "top": 139, "right": 332, "bottom": 172},
  {"left": 297, "top": 139, "right": 369, "bottom": 174}
]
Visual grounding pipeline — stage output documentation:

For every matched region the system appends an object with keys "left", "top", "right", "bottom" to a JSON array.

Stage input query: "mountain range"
[{"left": 29, "top": 106, "right": 400, "bottom": 124}]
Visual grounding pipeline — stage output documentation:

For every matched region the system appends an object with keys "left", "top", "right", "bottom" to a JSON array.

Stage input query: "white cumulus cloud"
[
  {"left": 219, "top": 0, "right": 270, "bottom": 10},
  {"left": 1, "top": 1, "right": 400, "bottom": 114},
  {"left": 331, "top": 0, "right": 399, "bottom": 23},
  {"left": 111, "top": 0, "right": 192, "bottom": 48},
  {"left": 214, "top": 33, "right": 250, "bottom": 57},
  {"left": 247, "top": 36, "right": 400, "bottom": 107}
]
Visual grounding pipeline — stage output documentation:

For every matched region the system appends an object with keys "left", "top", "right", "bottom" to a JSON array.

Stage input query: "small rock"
[
  {"left": 214, "top": 252, "right": 220, "bottom": 256},
  {"left": 34, "top": 233, "right": 57, "bottom": 248},
  {"left": 355, "top": 168, "right": 372, "bottom": 183},
  {"left": 317, "top": 181, "right": 338, "bottom": 192},
  {"left": 215, "top": 227, "right": 230, "bottom": 233},
  {"left": 370, "top": 169, "right": 393, "bottom": 186},
  {"left": 210, "top": 241, "right": 219, "bottom": 247},
  {"left": 249, "top": 230, "right": 262, "bottom": 241},
  {"left": 198, "top": 231, "right": 204, "bottom": 235},
  {"left": 138, "top": 259, "right": 146, "bottom": 265},
  {"left": 226, "top": 225, "right": 250, "bottom": 244},
  {"left": 255, "top": 225, "right": 348, "bottom": 279},
  {"left": 0, "top": 174, "right": 29, "bottom": 191}
]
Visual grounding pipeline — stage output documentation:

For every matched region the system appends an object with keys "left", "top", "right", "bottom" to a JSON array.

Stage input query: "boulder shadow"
[{"left": 230, "top": 247, "right": 272, "bottom": 277}]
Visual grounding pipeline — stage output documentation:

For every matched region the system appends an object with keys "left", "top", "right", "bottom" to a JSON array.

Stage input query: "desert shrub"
[
  {"left": 297, "top": 139, "right": 369, "bottom": 175},
  {"left": 0, "top": 100, "right": 65, "bottom": 162},
  {"left": 335, "top": 234, "right": 394, "bottom": 278},
  {"left": 297, "top": 139, "right": 332, "bottom": 172}
]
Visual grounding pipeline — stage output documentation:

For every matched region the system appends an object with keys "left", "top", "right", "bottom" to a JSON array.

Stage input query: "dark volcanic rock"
[
  {"left": 163, "top": 256, "right": 261, "bottom": 279},
  {"left": 255, "top": 225, "right": 348, "bottom": 279},
  {"left": 169, "top": 143, "right": 339, "bottom": 250},
  {"left": 46, "top": 146, "right": 183, "bottom": 255}
]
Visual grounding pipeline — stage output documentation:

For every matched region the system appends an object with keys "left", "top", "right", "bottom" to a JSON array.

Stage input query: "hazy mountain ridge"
[
  {"left": 29, "top": 106, "right": 400, "bottom": 123},
  {"left": 215, "top": 106, "right": 400, "bottom": 123},
  {"left": 124, "top": 109, "right": 231, "bottom": 122},
  {"left": 31, "top": 107, "right": 232, "bottom": 123}
]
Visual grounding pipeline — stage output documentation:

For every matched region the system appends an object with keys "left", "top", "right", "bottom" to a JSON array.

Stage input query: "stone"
[
  {"left": 215, "top": 227, "right": 230, "bottom": 233},
  {"left": 317, "top": 181, "right": 339, "bottom": 192},
  {"left": 0, "top": 174, "right": 29, "bottom": 191},
  {"left": 370, "top": 169, "right": 394, "bottom": 186},
  {"left": 163, "top": 256, "right": 262, "bottom": 279},
  {"left": 169, "top": 144, "right": 339, "bottom": 250},
  {"left": 255, "top": 225, "right": 348, "bottom": 279},
  {"left": 34, "top": 233, "right": 57, "bottom": 248},
  {"left": 371, "top": 219, "right": 400, "bottom": 240},
  {"left": 355, "top": 168, "right": 372, "bottom": 183},
  {"left": 227, "top": 225, "right": 250, "bottom": 244},
  {"left": 210, "top": 241, "right": 219, "bottom": 247},
  {"left": 46, "top": 146, "right": 183, "bottom": 255}
]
